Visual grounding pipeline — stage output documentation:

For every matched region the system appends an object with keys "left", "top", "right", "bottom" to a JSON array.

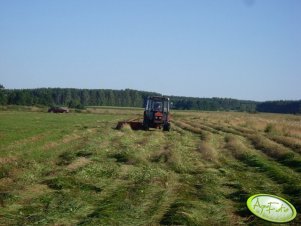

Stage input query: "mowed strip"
[
  {"left": 173, "top": 116, "right": 301, "bottom": 224},
  {"left": 184, "top": 116, "right": 301, "bottom": 173},
  {"left": 0, "top": 111, "right": 121, "bottom": 224}
]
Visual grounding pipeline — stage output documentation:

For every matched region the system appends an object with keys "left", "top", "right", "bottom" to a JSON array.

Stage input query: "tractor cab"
[{"left": 143, "top": 96, "right": 171, "bottom": 131}]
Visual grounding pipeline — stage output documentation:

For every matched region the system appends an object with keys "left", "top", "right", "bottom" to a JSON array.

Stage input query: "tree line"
[
  {"left": 0, "top": 87, "right": 158, "bottom": 109},
  {"left": 256, "top": 101, "right": 301, "bottom": 114},
  {"left": 0, "top": 85, "right": 300, "bottom": 114}
]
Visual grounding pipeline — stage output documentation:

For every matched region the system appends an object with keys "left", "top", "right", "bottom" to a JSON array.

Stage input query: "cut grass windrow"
[
  {"left": 224, "top": 135, "right": 301, "bottom": 212},
  {"left": 246, "top": 134, "right": 301, "bottom": 172},
  {"left": 192, "top": 118, "right": 301, "bottom": 173},
  {"left": 181, "top": 119, "right": 222, "bottom": 135},
  {"left": 172, "top": 119, "right": 212, "bottom": 142},
  {"left": 266, "top": 134, "right": 301, "bottom": 155}
]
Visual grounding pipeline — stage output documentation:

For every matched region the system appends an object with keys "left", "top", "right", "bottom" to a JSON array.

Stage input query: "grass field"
[{"left": 0, "top": 109, "right": 300, "bottom": 225}]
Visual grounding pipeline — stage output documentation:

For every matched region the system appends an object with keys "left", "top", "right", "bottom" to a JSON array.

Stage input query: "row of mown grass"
[{"left": 173, "top": 113, "right": 301, "bottom": 225}]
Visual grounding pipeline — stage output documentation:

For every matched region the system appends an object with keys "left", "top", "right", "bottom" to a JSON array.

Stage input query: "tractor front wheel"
[
  {"left": 163, "top": 123, "right": 171, "bottom": 132},
  {"left": 143, "top": 119, "right": 149, "bottom": 131}
]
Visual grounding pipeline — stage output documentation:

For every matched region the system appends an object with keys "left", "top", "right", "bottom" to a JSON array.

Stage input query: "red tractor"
[
  {"left": 143, "top": 96, "right": 171, "bottom": 131},
  {"left": 116, "top": 96, "right": 171, "bottom": 131}
]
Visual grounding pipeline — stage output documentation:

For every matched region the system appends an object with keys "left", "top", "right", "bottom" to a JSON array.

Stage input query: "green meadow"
[{"left": 0, "top": 108, "right": 300, "bottom": 225}]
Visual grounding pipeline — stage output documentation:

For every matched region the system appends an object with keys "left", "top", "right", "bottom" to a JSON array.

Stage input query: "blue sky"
[{"left": 0, "top": 0, "right": 300, "bottom": 101}]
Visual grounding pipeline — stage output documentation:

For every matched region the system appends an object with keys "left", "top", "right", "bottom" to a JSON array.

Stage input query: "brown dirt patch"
[
  {"left": 62, "top": 134, "right": 81, "bottom": 144},
  {"left": 66, "top": 157, "right": 91, "bottom": 171},
  {"left": 21, "top": 184, "right": 50, "bottom": 201},
  {"left": 43, "top": 133, "right": 81, "bottom": 150},
  {"left": 0, "top": 156, "right": 18, "bottom": 164},
  {"left": 0, "top": 178, "right": 14, "bottom": 189}
]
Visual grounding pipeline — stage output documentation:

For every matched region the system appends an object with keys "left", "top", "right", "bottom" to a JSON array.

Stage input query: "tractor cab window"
[
  {"left": 152, "top": 101, "right": 163, "bottom": 111},
  {"left": 163, "top": 100, "right": 169, "bottom": 112}
]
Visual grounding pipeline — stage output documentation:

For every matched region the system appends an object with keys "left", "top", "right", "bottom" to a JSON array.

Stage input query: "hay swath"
[{"left": 116, "top": 118, "right": 143, "bottom": 130}]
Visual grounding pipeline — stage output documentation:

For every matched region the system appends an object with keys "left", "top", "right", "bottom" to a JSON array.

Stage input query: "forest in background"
[{"left": 0, "top": 86, "right": 300, "bottom": 114}]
